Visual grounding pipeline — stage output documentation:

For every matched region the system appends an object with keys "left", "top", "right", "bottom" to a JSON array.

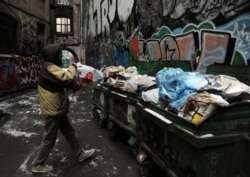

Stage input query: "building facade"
[
  {"left": 0, "top": 0, "right": 50, "bottom": 56},
  {"left": 0, "top": 0, "right": 83, "bottom": 63},
  {"left": 0, "top": 0, "right": 83, "bottom": 95},
  {"left": 50, "top": 0, "right": 84, "bottom": 64}
]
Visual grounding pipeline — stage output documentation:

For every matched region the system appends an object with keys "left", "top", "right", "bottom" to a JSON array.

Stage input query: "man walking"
[{"left": 31, "top": 44, "right": 95, "bottom": 173}]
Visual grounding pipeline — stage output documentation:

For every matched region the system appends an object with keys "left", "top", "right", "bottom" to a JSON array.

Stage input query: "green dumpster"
[
  {"left": 99, "top": 60, "right": 192, "bottom": 136},
  {"left": 136, "top": 64, "right": 250, "bottom": 177},
  {"left": 129, "top": 60, "right": 151, "bottom": 75},
  {"left": 102, "top": 84, "right": 140, "bottom": 144},
  {"left": 92, "top": 82, "right": 108, "bottom": 127},
  {"left": 136, "top": 100, "right": 250, "bottom": 177},
  {"left": 129, "top": 60, "right": 193, "bottom": 76},
  {"left": 148, "top": 60, "right": 193, "bottom": 76}
]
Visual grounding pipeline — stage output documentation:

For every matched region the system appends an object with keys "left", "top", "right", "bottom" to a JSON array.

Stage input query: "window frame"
[
  {"left": 54, "top": 5, "right": 74, "bottom": 35},
  {"left": 55, "top": 16, "right": 73, "bottom": 34}
]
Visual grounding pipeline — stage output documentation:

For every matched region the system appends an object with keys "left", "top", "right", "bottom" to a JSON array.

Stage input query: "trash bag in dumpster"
[
  {"left": 206, "top": 74, "right": 250, "bottom": 97},
  {"left": 157, "top": 70, "right": 210, "bottom": 113},
  {"left": 152, "top": 68, "right": 250, "bottom": 125},
  {"left": 103, "top": 65, "right": 155, "bottom": 93},
  {"left": 156, "top": 67, "right": 184, "bottom": 87}
]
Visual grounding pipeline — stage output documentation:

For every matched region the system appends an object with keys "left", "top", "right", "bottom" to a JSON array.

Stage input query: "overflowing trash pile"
[
  {"left": 100, "top": 66, "right": 250, "bottom": 125},
  {"left": 102, "top": 65, "right": 155, "bottom": 93},
  {"left": 142, "top": 67, "right": 250, "bottom": 125}
]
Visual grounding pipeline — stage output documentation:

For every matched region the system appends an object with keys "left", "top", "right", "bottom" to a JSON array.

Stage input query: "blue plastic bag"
[
  {"left": 156, "top": 67, "right": 184, "bottom": 87},
  {"left": 168, "top": 89, "right": 197, "bottom": 113}
]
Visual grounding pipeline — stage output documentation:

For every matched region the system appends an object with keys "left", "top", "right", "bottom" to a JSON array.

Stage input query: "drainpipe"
[{"left": 80, "top": 0, "right": 83, "bottom": 63}]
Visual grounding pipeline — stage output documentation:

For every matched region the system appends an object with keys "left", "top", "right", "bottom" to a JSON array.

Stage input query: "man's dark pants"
[{"left": 32, "top": 114, "right": 82, "bottom": 166}]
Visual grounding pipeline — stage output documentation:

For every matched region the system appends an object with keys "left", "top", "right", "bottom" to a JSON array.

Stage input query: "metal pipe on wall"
[{"left": 80, "top": 0, "right": 83, "bottom": 63}]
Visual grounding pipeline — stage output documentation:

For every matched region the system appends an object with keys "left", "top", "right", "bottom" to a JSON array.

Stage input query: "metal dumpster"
[
  {"left": 129, "top": 60, "right": 151, "bottom": 75},
  {"left": 102, "top": 84, "right": 140, "bottom": 145},
  {"left": 129, "top": 60, "right": 193, "bottom": 76},
  {"left": 148, "top": 60, "right": 193, "bottom": 76},
  {"left": 136, "top": 100, "right": 250, "bottom": 177},
  {"left": 92, "top": 82, "right": 108, "bottom": 127},
  {"left": 136, "top": 64, "right": 250, "bottom": 177}
]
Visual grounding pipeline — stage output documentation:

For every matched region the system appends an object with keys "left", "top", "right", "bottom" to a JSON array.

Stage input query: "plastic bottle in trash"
[{"left": 61, "top": 57, "right": 70, "bottom": 69}]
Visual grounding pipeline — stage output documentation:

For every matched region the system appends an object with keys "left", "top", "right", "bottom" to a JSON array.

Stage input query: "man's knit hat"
[{"left": 41, "top": 44, "right": 62, "bottom": 66}]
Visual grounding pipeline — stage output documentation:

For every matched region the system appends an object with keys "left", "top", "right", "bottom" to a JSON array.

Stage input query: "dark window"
[
  {"left": 0, "top": 13, "right": 18, "bottom": 54},
  {"left": 37, "top": 22, "right": 45, "bottom": 52},
  {"left": 37, "top": 22, "right": 45, "bottom": 36}
]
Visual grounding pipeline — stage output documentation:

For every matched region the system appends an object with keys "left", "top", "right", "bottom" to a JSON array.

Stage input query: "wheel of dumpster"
[
  {"left": 0, "top": 110, "right": 3, "bottom": 119},
  {"left": 139, "top": 163, "right": 150, "bottom": 177},
  {"left": 109, "top": 125, "right": 118, "bottom": 142},
  {"left": 92, "top": 107, "right": 100, "bottom": 119},
  {"left": 99, "top": 118, "right": 108, "bottom": 128},
  {"left": 183, "top": 167, "right": 195, "bottom": 177},
  {"left": 109, "top": 129, "right": 116, "bottom": 141},
  {"left": 139, "top": 160, "right": 164, "bottom": 177},
  {"left": 129, "top": 146, "right": 139, "bottom": 158}
]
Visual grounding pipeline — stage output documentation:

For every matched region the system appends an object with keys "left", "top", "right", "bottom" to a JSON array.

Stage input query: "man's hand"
[
  {"left": 72, "top": 62, "right": 82, "bottom": 70},
  {"left": 71, "top": 79, "right": 82, "bottom": 92}
]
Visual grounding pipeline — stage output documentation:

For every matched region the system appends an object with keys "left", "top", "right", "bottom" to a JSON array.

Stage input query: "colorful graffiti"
[
  {"left": 138, "top": 13, "right": 250, "bottom": 73},
  {"left": 158, "top": 0, "right": 249, "bottom": 23},
  {"left": 0, "top": 56, "right": 43, "bottom": 96},
  {"left": 87, "top": 0, "right": 135, "bottom": 36},
  {"left": 138, "top": 21, "right": 237, "bottom": 73},
  {"left": 86, "top": 0, "right": 250, "bottom": 37},
  {"left": 85, "top": 0, "right": 250, "bottom": 73},
  {"left": 0, "top": 57, "right": 19, "bottom": 91},
  {"left": 86, "top": 17, "right": 249, "bottom": 73}
]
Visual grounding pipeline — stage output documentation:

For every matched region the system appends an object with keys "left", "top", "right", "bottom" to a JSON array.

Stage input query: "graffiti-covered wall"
[
  {"left": 0, "top": 0, "right": 50, "bottom": 96},
  {"left": 84, "top": 0, "right": 250, "bottom": 73},
  {"left": 0, "top": 55, "right": 43, "bottom": 97},
  {"left": 0, "top": 1, "right": 49, "bottom": 56}
]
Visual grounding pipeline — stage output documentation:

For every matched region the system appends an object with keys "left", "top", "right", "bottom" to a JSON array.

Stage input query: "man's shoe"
[
  {"left": 31, "top": 164, "right": 54, "bottom": 173},
  {"left": 78, "top": 149, "right": 95, "bottom": 163}
]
